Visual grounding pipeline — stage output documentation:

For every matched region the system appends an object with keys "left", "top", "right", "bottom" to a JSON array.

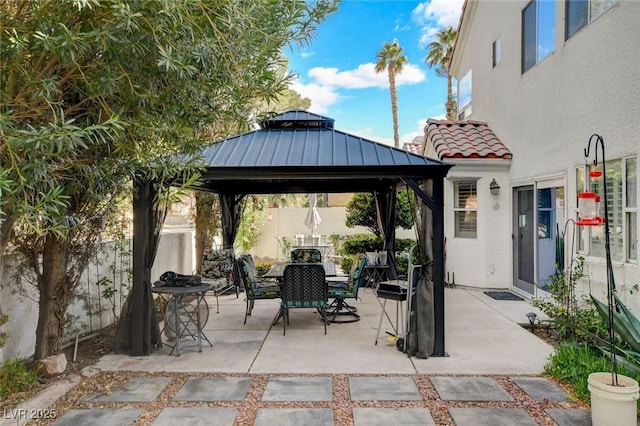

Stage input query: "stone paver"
[
  {"left": 262, "top": 376, "right": 332, "bottom": 401},
  {"left": 546, "top": 408, "right": 592, "bottom": 426},
  {"left": 173, "top": 377, "right": 252, "bottom": 401},
  {"left": 51, "top": 408, "right": 143, "bottom": 425},
  {"left": 352, "top": 408, "right": 435, "bottom": 425},
  {"left": 449, "top": 407, "right": 537, "bottom": 426},
  {"left": 85, "top": 377, "right": 172, "bottom": 402},
  {"left": 153, "top": 407, "right": 238, "bottom": 426},
  {"left": 430, "top": 376, "right": 513, "bottom": 401},
  {"left": 512, "top": 376, "right": 570, "bottom": 401},
  {"left": 253, "top": 408, "right": 333, "bottom": 426},
  {"left": 349, "top": 377, "right": 422, "bottom": 401}
]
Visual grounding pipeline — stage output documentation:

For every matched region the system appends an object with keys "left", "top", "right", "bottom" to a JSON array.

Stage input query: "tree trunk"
[
  {"left": 446, "top": 75, "right": 456, "bottom": 120},
  {"left": 34, "top": 235, "right": 71, "bottom": 359},
  {"left": 194, "top": 192, "right": 219, "bottom": 272},
  {"left": 388, "top": 65, "right": 400, "bottom": 148}
]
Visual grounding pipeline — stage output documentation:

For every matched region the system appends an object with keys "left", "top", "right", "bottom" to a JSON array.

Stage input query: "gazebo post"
[{"left": 431, "top": 176, "right": 446, "bottom": 356}]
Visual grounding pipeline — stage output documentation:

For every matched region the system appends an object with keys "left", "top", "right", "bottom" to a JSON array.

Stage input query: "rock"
[{"left": 37, "top": 353, "right": 68, "bottom": 376}]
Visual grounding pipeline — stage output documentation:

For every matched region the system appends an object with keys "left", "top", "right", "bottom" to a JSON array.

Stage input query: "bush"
[
  {"left": 255, "top": 262, "right": 273, "bottom": 277},
  {"left": 0, "top": 359, "right": 40, "bottom": 398},
  {"left": 545, "top": 343, "right": 640, "bottom": 409},
  {"left": 339, "top": 234, "right": 382, "bottom": 255}
]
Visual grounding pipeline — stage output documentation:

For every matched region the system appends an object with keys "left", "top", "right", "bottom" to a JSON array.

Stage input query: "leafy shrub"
[
  {"left": 0, "top": 359, "right": 40, "bottom": 398},
  {"left": 339, "top": 234, "right": 382, "bottom": 255},
  {"left": 545, "top": 343, "right": 640, "bottom": 408},
  {"left": 531, "top": 256, "right": 607, "bottom": 342},
  {"left": 255, "top": 262, "right": 273, "bottom": 277}
]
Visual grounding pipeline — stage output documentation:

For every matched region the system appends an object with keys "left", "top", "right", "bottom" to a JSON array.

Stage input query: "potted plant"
[{"left": 580, "top": 135, "right": 639, "bottom": 425}]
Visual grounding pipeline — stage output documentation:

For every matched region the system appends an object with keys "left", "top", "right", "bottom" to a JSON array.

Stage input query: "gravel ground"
[{"left": 4, "top": 324, "right": 586, "bottom": 425}]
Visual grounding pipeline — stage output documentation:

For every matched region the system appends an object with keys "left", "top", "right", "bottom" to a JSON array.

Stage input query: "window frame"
[
  {"left": 521, "top": 0, "right": 556, "bottom": 73},
  {"left": 453, "top": 180, "right": 478, "bottom": 239},
  {"left": 576, "top": 156, "right": 637, "bottom": 263},
  {"left": 566, "top": 0, "right": 618, "bottom": 41},
  {"left": 492, "top": 36, "right": 501, "bottom": 68}
]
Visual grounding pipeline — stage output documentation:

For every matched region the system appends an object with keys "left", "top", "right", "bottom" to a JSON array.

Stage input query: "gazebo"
[{"left": 115, "top": 110, "right": 452, "bottom": 359}]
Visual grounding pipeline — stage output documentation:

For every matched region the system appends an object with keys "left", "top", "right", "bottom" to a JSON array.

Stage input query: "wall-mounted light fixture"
[{"left": 489, "top": 178, "right": 500, "bottom": 196}]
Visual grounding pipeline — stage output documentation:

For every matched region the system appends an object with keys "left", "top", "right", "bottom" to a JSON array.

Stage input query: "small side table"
[{"left": 152, "top": 284, "right": 213, "bottom": 356}]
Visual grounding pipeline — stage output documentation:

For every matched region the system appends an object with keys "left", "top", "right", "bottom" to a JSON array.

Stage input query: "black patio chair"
[
  {"left": 325, "top": 253, "right": 368, "bottom": 323},
  {"left": 234, "top": 254, "right": 280, "bottom": 324},
  {"left": 279, "top": 263, "right": 328, "bottom": 335}
]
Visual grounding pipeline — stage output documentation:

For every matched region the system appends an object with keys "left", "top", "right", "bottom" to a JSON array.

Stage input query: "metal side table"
[{"left": 152, "top": 284, "right": 213, "bottom": 356}]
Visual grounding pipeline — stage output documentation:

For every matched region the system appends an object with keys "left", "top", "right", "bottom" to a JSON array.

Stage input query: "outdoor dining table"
[{"left": 263, "top": 261, "right": 337, "bottom": 280}]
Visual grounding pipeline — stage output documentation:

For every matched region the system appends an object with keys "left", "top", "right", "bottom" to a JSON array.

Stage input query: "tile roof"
[
  {"left": 425, "top": 119, "right": 512, "bottom": 160},
  {"left": 402, "top": 142, "right": 423, "bottom": 155}
]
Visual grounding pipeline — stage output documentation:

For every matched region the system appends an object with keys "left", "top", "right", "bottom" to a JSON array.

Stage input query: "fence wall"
[{"left": 0, "top": 231, "right": 194, "bottom": 363}]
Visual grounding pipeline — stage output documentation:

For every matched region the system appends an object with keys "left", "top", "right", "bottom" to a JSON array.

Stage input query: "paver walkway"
[{"left": 42, "top": 373, "right": 590, "bottom": 425}]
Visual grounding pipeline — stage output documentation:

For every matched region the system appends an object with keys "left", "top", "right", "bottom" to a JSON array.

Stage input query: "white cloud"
[
  {"left": 290, "top": 79, "right": 340, "bottom": 114},
  {"left": 412, "top": 0, "right": 465, "bottom": 48},
  {"left": 290, "top": 63, "right": 426, "bottom": 113},
  {"left": 412, "top": 0, "right": 465, "bottom": 28},
  {"left": 309, "top": 63, "right": 425, "bottom": 89}
]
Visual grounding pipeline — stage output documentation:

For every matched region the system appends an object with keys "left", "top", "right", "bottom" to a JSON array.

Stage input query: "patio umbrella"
[{"left": 304, "top": 193, "right": 322, "bottom": 235}]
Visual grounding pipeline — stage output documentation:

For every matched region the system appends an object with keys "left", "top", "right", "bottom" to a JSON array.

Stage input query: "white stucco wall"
[
  {"left": 0, "top": 231, "right": 194, "bottom": 363},
  {"left": 449, "top": 0, "right": 640, "bottom": 306},
  {"left": 251, "top": 207, "right": 416, "bottom": 261},
  {"left": 443, "top": 161, "right": 512, "bottom": 289}
]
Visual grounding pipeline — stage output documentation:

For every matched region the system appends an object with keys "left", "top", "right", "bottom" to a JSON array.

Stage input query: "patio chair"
[
  {"left": 325, "top": 253, "right": 368, "bottom": 323},
  {"left": 291, "top": 248, "right": 322, "bottom": 263},
  {"left": 279, "top": 263, "right": 328, "bottom": 335},
  {"left": 200, "top": 248, "right": 238, "bottom": 313},
  {"left": 234, "top": 254, "right": 280, "bottom": 324}
]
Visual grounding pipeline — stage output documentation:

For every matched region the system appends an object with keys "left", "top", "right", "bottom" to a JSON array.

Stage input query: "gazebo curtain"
[
  {"left": 374, "top": 186, "right": 398, "bottom": 280},
  {"left": 404, "top": 177, "right": 446, "bottom": 358},
  {"left": 113, "top": 177, "right": 167, "bottom": 355},
  {"left": 220, "top": 193, "right": 246, "bottom": 250}
]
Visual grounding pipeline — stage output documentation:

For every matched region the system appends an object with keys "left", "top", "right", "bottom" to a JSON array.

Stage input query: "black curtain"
[
  {"left": 113, "top": 177, "right": 167, "bottom": 355},
  {"left": 374, "top": 185, "right": 398, "bottom": 280},
  {"left": 220, "top": 193, "right": 246, "bottom": 250},
  {"left": 404, "top": 176, "right": 447, "bottom": 358}
]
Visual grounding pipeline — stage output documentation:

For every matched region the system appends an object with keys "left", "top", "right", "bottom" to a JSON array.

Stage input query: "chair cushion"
[
  {"left": 291, "top": 248, "right": 322, "bottom": 263},
  {"left": 201, "top": 249, "right": 235, "bottom": 290},
  {"left": 252, "top": 281, "right": 280, "bottom": 297}
]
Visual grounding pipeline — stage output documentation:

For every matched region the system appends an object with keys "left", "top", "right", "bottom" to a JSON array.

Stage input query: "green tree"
[
  {"left": 345, "top": 192, "right": 414, "bottom": 237},
  {"left": 1, "top": 0, "right": 337, "bottom": 359},
  {"left": 425, "top": 26, "right": 458, "bottom": 120},
  {"left": 374, "top": 40, "right": 407, "bottom": 148}
]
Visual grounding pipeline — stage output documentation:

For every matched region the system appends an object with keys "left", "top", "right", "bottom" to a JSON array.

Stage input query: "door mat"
[{"left": 484, "top": 291, "right": 523, "bottom": 301}]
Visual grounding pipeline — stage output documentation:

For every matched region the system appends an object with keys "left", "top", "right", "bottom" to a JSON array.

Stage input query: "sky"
[{"left": 285, "top": 0, "right": 465, "bottom": 147}]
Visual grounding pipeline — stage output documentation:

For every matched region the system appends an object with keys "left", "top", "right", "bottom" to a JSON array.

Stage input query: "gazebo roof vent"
[{"left": 260, "top": 109, "right": 335, "bottom": 129}]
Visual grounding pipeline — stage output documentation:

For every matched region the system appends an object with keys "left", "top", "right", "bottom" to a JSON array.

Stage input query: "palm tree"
[
  {"left": 375, "top": 40, "right": 407, "bottom": 148},
  {"left": 425, "top": 26, "right": 458, "bottom": 120}
]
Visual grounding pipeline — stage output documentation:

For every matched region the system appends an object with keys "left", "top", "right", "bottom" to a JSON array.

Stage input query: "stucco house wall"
[{"left": 449, "top": 0, "right": 640, "bottom": 306}]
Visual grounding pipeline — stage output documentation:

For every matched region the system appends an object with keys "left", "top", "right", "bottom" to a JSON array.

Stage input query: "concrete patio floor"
[
  {"left": 94, "top": 286, "right": 554, "bottom": 375},
  {"left": 4, "top": 287, "right": 595, "bottom": 426}
]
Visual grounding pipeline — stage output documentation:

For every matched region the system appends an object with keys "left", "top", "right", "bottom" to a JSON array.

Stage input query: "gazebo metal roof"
[{"left": 193, "top": 109, "right": 451, "bottom": 194}]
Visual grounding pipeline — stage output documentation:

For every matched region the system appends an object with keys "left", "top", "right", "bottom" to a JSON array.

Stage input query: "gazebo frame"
[{"left": 116, "top": 110, "right": 452, "bottom": 359}]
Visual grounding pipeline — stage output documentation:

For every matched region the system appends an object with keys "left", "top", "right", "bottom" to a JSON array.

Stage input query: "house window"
[
  {"left": 538, "top": 188, "right": 553, "bottom": 239},
  {"left": 454, "top": 181, "right": 477, "bottom": 238},
  {"left": 457, "top": 70, "right": 472, "bottom": 120},
  {"left": 626, "top": 157, "right": 637, "bottom": 261},
  {"left": 522, "top": 0, "right": 555, "bottom": 73},
  {"left": 492, "top": 37, "right": 501, "bottom": 67},
  {"left": 566, "top": 0, "right": 617, "bottom": 40},
  {"left": 579, "top": 157, "right": 637, "bottom": 262}
]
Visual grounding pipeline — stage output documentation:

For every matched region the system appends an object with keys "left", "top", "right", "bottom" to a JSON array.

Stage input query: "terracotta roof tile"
[
  {"left": 425, "top": 119, "right": 512, "bottom": 160},
  {"left": 402, "top": 142, "right": 423, "bottom": 155}
]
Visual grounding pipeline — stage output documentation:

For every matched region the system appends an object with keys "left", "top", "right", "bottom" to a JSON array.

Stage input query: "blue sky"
[{"left": 285, "top": 0, "right": 465, "bottom": 147}]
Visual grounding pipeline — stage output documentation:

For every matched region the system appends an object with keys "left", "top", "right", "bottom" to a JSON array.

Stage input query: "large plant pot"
[{"left": 588, "top": 372, "right": 639, "bottom": 426}]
